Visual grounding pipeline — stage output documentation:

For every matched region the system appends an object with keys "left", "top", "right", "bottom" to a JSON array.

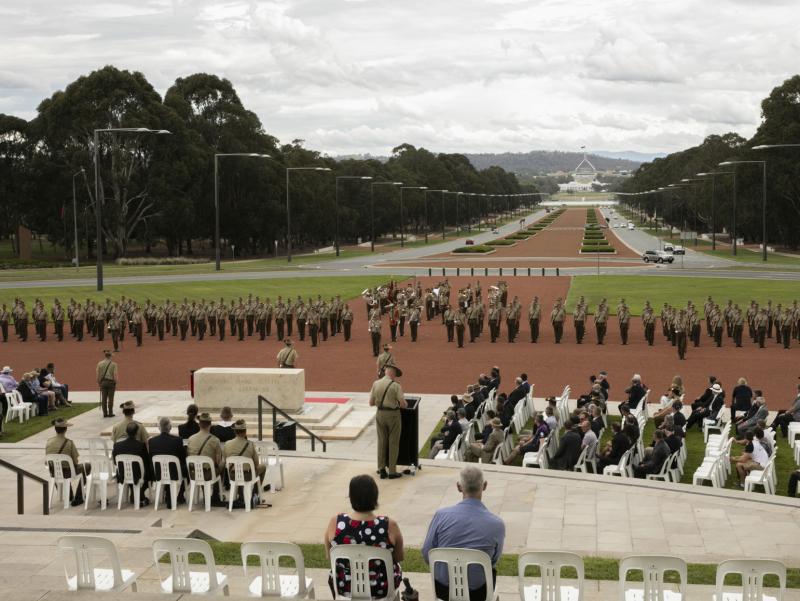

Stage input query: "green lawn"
[
  {"left": 2, "top": 403, "right": 98, "bottom": 443},
  {"left": 567, "top": 275, "right": 800, "bottom": 316},
  {"left": 0, "top": 275, "right": 398, "bottom": 309},
  {"left": 187, "top": 541, "right": 798, "bottom": 585}
]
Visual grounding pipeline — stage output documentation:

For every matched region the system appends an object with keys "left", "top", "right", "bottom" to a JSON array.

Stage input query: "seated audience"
[
  {"left": 43, "top": 363, "right": 69, "bottom": 404},
  {"left": 620, "top": 407, "right": 640, "bottom": 444},
  {"left": 113, "top": 422, "right": 151, "bottom": 507},
  {"left": 589, "top": 405, "right": 604, "bottom": 437},
  {"left": 670, "top": 375, "right": 684, "bottom": 397},
  {"left": 480, "top": 410, "right": 497, "bottom": 443},
  {"left": 223, "top": 419, "right": 266, "bottom": 491},
  {"left": 633, "top": 429, "right": 669, "bottom": 478},
  {"left": 19, "top": 371, "right": 50, "bottom": 415},
  {"left": 325, "top": 475, "right": 403, "bottom": 599},
  {"left": 732, "top": 429, "right": 770, "bottom": 487},
  {"left": 544, "top": 404, "right": 558, "bottom": 432},
  {"left": 457, "top": 407, "right": 469, "bottom": 433},
  {"left": 211, "top": 406, "right": 236, "bottom": 442},
  {"left": 620, "top": 374, "right": 646, "bottom": 414},
  {"left": 37, "top": 368, "right": 67, "bottom": 407},
  {"left": 597, "top": 422, "right": 631, "bottom": 470},
  {"left": 428, "top": 410, "right": 461, "bottom": 458},
  {"left": 769, "top": 383, "right": 800, "bottom": 438},
  {"left": 463, "top": 388, "right": 478, "bottom": 420},
  {"left": 449, "top": 394, "right": 463, "bottom": 414},
  {"left": 465, "top": 417, "right": 504, "bottom": 463},
  {"left": 504, "top": 414, "right": 549, "bottom": 465},
  {"left": 112, "top": 401, "right": 149, "bottom": 446},
  {"left": 45, "top": 417, "right": 87, "bottom": 506},
  {"left": 551, "top": 418, "right": 582, "bottom": 470},
  {"left": 579, "top": 418, "right": 598, "bottom": 454},
  {"left": 693, "top": 375, "right": 718, "bottom": 408},
  {"left": 738, "top": 394, "right": 767, "bottom": 436},
  {"left": 686, "top": 382, "right": 724, "bottom": 430},
  {"left": 0, "top": 366, "right": 18, "bottom": 392},
  {"left": 149, "top": 416, "right": 187, "bottom": 508},
  {"left": 422, "top": 467, "right": 504, "bottom": 601},
  {"left": 177, "top": 404, "right": 200, "bottom": 440},
  {"left": 519, "top": 373, "right": 531, "bottom": 395},
  {"left": 507, "top": 377, "right": 527, "bottom": 408},
  {"left": 186, "top": 412, "right": 224, "bottom": 505}
]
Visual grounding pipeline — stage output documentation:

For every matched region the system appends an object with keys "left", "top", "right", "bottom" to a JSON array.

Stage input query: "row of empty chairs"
[
  {"left": 58, "top": 535, "right": 790, "bottom": 600},
  {"left": 45, "top": 439, "right": 284, "bottom": 512}
]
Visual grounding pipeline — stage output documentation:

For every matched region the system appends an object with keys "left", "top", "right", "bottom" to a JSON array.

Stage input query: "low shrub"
[
  {"left": 486, "top": 239, "right": 516, "bottom": 246},
  {"left": 505, "top": 234, "right": 530, "bottom": 240},
  {"left": 0, "top": 260, "right": 73, "bottom": 269},
  {"left": 580, "top": 245, "right": 615, "bottom": 253},
  {"left": 115, "top": 256, "right": 211, "bottom": 265},
  {"left": 453, "top": 245, "right": 494, "bottom": 253}
]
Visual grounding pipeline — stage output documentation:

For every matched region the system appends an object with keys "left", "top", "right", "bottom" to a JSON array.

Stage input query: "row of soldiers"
[{"left": 2, "top": 295, "right": 357, "bottom": 350}]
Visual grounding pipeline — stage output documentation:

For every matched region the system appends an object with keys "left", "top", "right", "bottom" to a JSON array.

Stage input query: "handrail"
[
  {"left": 0, "top": 458, "right": 50, "bottom": 515},
  {"left": 256, "top": 395, "right": 327, "bottom": 452}
]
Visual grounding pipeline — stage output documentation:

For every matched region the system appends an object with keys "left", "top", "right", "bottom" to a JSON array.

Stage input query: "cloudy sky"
[{"left": 1, "top": 0, "right": 798, "bottom": 156}]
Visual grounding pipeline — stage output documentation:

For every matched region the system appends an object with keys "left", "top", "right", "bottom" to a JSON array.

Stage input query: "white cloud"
[{"left": 0, "top": 0, "right": 796, "bottom": 156}]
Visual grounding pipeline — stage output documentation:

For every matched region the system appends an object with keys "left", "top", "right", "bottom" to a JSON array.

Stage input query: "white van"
[{"left": 627, "top": 222, "right": 635, "bottom": 230}]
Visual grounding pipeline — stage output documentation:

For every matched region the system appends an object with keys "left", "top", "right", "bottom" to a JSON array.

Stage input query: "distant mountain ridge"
[{"left": 464, "top": 151, "right": 645, "bottom": 175}]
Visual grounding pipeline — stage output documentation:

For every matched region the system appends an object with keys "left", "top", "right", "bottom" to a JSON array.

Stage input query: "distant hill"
[
  {"left": 593, "top": 150, "right": 666, "bottom": 163},
  {"left": 464, "top": 151, "right": 643, "bottom": 175}
]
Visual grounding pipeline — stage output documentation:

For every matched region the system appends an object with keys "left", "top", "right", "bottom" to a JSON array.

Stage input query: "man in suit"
[
  {"left": 551, "top": 418, "right": 582, "bottom": 470},
  {"left": 737, "top": 394, "right": 768, "bottom": 436},
  {"left": 634, "top": 429, "right": 670, "bottom": 478},
  {"left": 619, "top": 374, "right": 646, "bottom": 414},
  {"left": 211, "top": 407, "right": 236, "bottom": 443},
  {"left": 149, "top": 417, "right": 187, "bottom": 508},
  {"left": 507, "top": 377, "right": 527, "bottom": 408},
  {"left": 465, "top": 417, "right": 504, "bottom": 463},
  {"left": 112, "top": 422, "right": 151, "bottom": 507},
  {"left": 597, "top": 422, "right": 630, "bottom": 471},
  {"left": 427, "top": 411, "right": 462, "bottom": 459},
  {"left": 686, "top": 383, "right": 725, "bottom": 431}
]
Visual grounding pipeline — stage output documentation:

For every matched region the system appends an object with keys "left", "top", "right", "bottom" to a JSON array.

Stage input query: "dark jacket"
[
  {"left": 211, "top": 423, "right": 235, "bottom": 443},
  {"left": 672, "top": 411, "right": 687, "bottom": 434},
  {"left": 551, "top": 429, "right": 582, "bottom": 470},
  {"left": 639, "top": 440, "right": 670, "bottom": 475},
  {"left": 464, "top": 400, "right": 477, "bottom": 421},
  {"left": 707, "top": 393, "right": 725, "bottom": 420},
  {"left": 177, "top": 419, "right": 199, "bottom": 440},
  {"left": 508, "top": 385, "right": 527, "bottom": 407},
  {"left": 148, "top": 432, "right": 187, "bottom": 480},
  {"left": 112, "top": 437, "right": 152, "bottom": 484},
  {"left": 441, "top": 422, "right": 461, "bottom": 450},
  {"left": 591, "top": 416, "right": 604, "bottom": 437},
  {"left": 732, "top": 385, "right": 753, "bottom": 411},
  {"left": 625, "top": 383, "right": 646, "bottom": 409},
  {"left": 665, "top": 433, "right": 682, "bottom": 454},
  {"left": 608, "top": 432, "right": 631, "bottom": 463}
]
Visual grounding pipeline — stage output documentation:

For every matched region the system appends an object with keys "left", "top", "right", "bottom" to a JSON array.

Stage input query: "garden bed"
[{"left": 452, "top": 245, "right": 495, "bottom": 254}]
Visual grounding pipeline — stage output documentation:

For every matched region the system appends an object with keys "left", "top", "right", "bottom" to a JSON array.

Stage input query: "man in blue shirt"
[{"left": 422, "top": 466, "right": 505, "bottom": 601}]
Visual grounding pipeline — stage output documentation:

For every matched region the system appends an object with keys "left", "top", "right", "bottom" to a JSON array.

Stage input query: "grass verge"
[{"left": 2, "top": 403, "right": 98, "bottom": 443}]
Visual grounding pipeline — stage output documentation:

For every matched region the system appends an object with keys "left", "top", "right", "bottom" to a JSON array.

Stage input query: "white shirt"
[
  {"left": 582, "top": 429, "right": 598, "bottom": 449},
  {"left": 545, "top": 415, "right": 558, "bottom": 432},
  {"left": 751, "top": 438, "right": 769, "bottom": 467},
  {"left": 46, "top": 373, "right": 62, "bottom": 388}
]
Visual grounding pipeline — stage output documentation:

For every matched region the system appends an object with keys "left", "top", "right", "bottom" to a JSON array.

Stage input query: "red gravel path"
[{"left": 5, "top": 276, "right": 797, "bottom": 409}]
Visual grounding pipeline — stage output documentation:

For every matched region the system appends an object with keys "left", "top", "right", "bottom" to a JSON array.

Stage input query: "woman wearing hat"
[{"left": 686, "top": 382, "right": 725, "bottom": 430}]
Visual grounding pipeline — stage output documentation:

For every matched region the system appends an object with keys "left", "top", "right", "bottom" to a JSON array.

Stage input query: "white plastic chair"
[
  {"left": 115, "top": 454, "right": 148, "bottom": 510},
  {"left": 744, "top": 455, "right": 777, "bottom": 495},
  {"left": 603, "top": 448, "right": 634, "bottom": 478},
  {"left": 58, "top": 535, "right": 138, "bottom": 592},
  {"left": 693, "top": 455, "right": 725, "bottom": 488},
  {"left": 518, "top": 551, "right": 583, "bottom": 601},
  {"left": 428, "top": 547, "right": 498, "bottom": 601},
  {"left": 84, "top": 454, "right": 114, "bottom": 510},
  {"left": 87, "top": 437, "right": 112, "bottom": 459},
  {"left": 787, "top": 422, "right": 800, "bottom": 448},
  {"left": 714, "top": 559, "right": 786, "bottom": 601},
  {"left": 522, "top": 432, "right": 551, "bottom": 469},
  {"left": 329, "top": 544, "right": 399, "bottom": 600},
  {"left": 255, "top": 441, "right": 285, "bottom": 492},
  {"left": 45, "top": 453, "right": 85, "bottom": 509},
  {"left": 241, "top": 541, "right": 315, "bottom": 599},
  {"left": 647, "top": 451, "right": 679, "bottom": 483},
  {"left": 574, "top": 441, "right": 598, "bottom": 474},
  {"left": 435, "top": 434, "right": 462, "bottom": 461},
  {"left": 187, "top": 455, "right": 222, "bottom": 512},
  {"left": 704, "top": 415, "right": 726, "bottom": 443},
  {"left": 152, "top": 537, "right": 229, "bottom": 596},
  {"left": 152, "top": 454, "right": 185, "bottom": 511},
  {"left": 226, "top": 456, "right": 259, "bottom": 512},
  {"left": 6, "top": 389, "right": 30, "bottom": 423},
  {"left": 619, "top": 555, "right": 687, "bottom": 601}
]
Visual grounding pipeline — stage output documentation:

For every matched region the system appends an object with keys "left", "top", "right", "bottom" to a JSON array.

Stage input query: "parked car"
[
  {"left": 672, "top": 245, "right": 685, "bottom": 255},
  {"left": 627, "top": 222, "right": 635, "bottom": 230},
  {"left": 642, "top": 250, "right": 674, "bottom": 264},
  {"left": 663, "top": 244, "right": 674, "bottom": 253},
  {"left": 465, "top": 239, "right": 474, "bottom": 245}
]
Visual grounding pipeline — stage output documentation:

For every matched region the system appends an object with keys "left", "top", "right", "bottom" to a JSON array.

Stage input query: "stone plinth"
[{"left": 193, "top": 367, "right": 305, "bottom": 412}]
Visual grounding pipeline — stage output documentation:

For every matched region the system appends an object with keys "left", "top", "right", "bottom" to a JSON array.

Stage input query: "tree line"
[
  {"left": 0, "top": 66, "right": 534, "bottom": 261},
  {"left": 620, "top": 75, "right": 800, "bottom": 249}
]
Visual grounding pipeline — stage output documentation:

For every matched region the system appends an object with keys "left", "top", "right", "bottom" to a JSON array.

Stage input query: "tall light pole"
[
  {"left": 696, "top": 172, "right": 733, "bottom": 251},
  {"left": 753, "top": 144, "right": 800, "bottom": 258},
  {"left": 214, "top": 153, "right": 271, "bottom": 271},
  {"left": 680, "top": 178, "right": 705, "bottom": 246},
  {"left": 94, "top": 127, "right": 170, "bottom": 291},
  {"left": 370, "top": 181, "right": 402, "bottom": 251},
  {"left": 71, "top": 168, "right": 86, "bottom": 268},
  {"left": 424, "top": 189, "right": 447, "bottom": 243},
  {"left": 335, "top": 176, "right": 372, "bottom": 256},
  {"left": 286, "top": 166, "right": 331, "bottom": 262},
  {"left": 399, "top": 186, "right": 427, "bottom": 247},
  {"left": 720, "top": 160, "right": 766, "bottom": 260}
]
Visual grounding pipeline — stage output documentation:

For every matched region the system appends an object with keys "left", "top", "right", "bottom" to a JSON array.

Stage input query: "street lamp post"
[
  {"left": 286, "top": 166, "right": 331, "bottom": 262},
  {"left": 680, "top": 178, "right": 705, "bottom": 246},
  {"left": 71, "top": 169, "right": 86, "bottom": 268},
  {"left": 93, "top": 127, "right": 170, "bottom": 291},
  {"left": 399, "top": 186, "right": 427, "bottom": 247},
  {"left": 720, "top": 161, "right": 766, "bottom": 259},
  {"left": 214, "top": 153, "right": 271, "bottom": 271},
  {"left": 423, "top": 190, "right": 448, "bottom": 243},
  {"left": 370, "top": 181, "right": 402, "bottom": 251},
  {"left": 335, "top": 176, "right": 372, "bottom": 256}
]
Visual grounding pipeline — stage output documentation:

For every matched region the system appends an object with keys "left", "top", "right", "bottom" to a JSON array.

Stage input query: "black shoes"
[
  {"left": 387, "top": 473, "right": 402, "bottom": 480},
  {"left": 377, "top": 469, "right": 388, "bottom": 480}
]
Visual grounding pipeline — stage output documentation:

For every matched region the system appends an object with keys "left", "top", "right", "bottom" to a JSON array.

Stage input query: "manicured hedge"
[
  {"left": 486, "top": 239, "right": 516, "bottom": 246},
  {"left": 580, "top": 246, "right": 615, "bottom": 253},
  {"left": 505, "top": 234, "right": 530, "bottom": 240},
  {"left": 581, "top": 240, "right": 612, "bottom": 246},
  {"left": 453, "top": 245, "right": 494, "bottom": 253}
]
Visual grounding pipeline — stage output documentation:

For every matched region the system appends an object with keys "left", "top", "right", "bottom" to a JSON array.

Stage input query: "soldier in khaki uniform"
[
  {"left": 617, "top": 302, "right": 630, "bottom": 345},
  {"left": 528, "top": 296, "right": 541, "bottom": 343},
  {"left": 488, "top": 302, "right": 501, "bottom": 343},
  {"left": 0, "top": 304, "right": 9, "bottom": 343},
  {"left": 595, "top": 299, "right": 608, "bottom": 345},
  {"left": 376, "top": 344, "right": 395, "bottom": 377},
  {"left": 754, "top": 308, "right": 768, "bottom": 348},
  {"left": 277, "top": 339, "right": 298, "bottom": 368},
  {"left": 732, "top": 304, "right": 745, "bottom": 347},
  {"left": 369, "top": 365, "right": 407, "bottom": 479},
  {"left": 453, "top": 306, "right": 466, "bottom": 348},
  {"left": 223, "top": 419, "right": 266, "bottom": 490},
  {"left": 52, "top": 301, "right": 65, "bottom": 341},
  {"left": 780, "top": 308, "right": 793, "bottom": 349},
  {"left": 216, "top": 301, "right": 228, "bottom": 341},
  {"left": 111, "top": 400, "right": 149, "bottom": 445},
  {"left": 574, "top": 299, "right": 586, "bottom": 344},
  {"left": 187, "top": 413, "right": 224, "bottom": 503},
  {"left": 408, "top": 303, "right": 420, "bottom": 342},
  {"left": 96, "top": 350, "right": 118, "bottom": 417},
  {"left": 675, "top": 309, "right": 689, "bottom": 360},
  {"left": 550, "top": 298, "right": 566, "bottom": 344},
  {"left": 274, "top": 298, "right": 286, "bottom": 341},
  {"left": 45, "top": 418, "right": 87, "bottom": 506},
  {"left": 342, "top": 304, "right": 354, "bottom": 341},
  {"left": 642, "top": 302, "right": 656, "bottom": 346},
  {"left": 368, "top": 305, "right": 382, "bottom": 356}
]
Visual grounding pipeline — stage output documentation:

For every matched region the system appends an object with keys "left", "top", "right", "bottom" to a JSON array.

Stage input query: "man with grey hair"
[
  {"left": 422, "top": 466, "right": 505, "bottom": 601},
  {"left": 148, "top": 416, "right": 187, "bottom": 508},
  {"left": 428, "top": 410, "right": 461, "bottom": 459},
  {"left": 620, "top": 374, "right": 646, "bottom": 414}
]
